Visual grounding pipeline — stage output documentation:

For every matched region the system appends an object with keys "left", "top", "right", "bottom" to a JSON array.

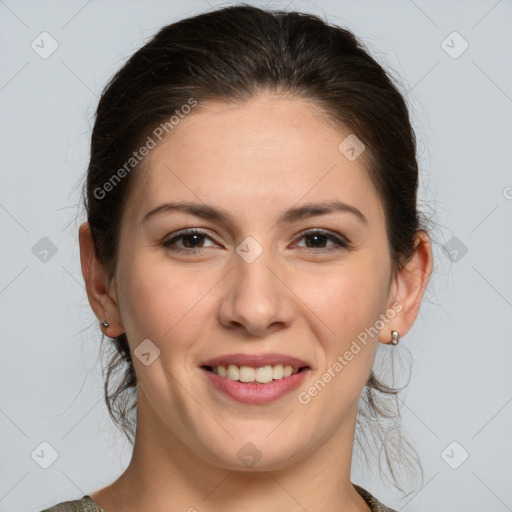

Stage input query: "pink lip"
[
  {"left": 200, "top": 352, "right": 310, "bottom": 369},
  {"left": 201, "top": 367, "right": 311, "bottom": 404}
]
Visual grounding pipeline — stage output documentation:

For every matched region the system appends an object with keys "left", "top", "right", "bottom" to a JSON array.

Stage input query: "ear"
[
  {"left": 379, "top": 230, "right": 433, "bottom": 344},
  {"left": 79, "top": 222, "right": 124, "bottom": 337}
]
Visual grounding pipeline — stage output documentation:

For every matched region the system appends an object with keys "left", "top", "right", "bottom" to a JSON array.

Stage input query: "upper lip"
[{"left": 201, "top": 352, "right": 310, "bottom": 369}]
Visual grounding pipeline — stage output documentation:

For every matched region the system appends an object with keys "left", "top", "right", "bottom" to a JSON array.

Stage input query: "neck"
[{"left": 91, "top": 390, "right": 370, "bottom": 512}]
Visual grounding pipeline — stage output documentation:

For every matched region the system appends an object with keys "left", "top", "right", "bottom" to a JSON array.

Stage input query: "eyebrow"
[{"left": 142, "top": 199, "right": 368, "bottom": 226}]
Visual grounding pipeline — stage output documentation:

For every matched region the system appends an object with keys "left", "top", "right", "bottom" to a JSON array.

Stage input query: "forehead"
[{"left": 123, "top": 93, "right": 383, "bottom": 226}]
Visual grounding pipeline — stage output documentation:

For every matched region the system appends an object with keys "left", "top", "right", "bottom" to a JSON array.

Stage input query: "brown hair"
[{"left": 81, "top": 3, "right": 433, "bottom": 497}]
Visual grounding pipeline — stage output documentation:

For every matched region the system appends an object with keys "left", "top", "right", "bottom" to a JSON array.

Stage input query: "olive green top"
[{"left": 40, "top": 484, "right": 397, "bottom": 511}]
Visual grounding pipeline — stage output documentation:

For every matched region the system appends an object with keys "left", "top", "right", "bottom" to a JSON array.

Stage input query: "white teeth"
[
  {"left": 211, "top": 363, "right": 302, "bottom": 383},
  {"left": 227, "top": 364, "right": 239, "bottom": 380},
  {"left": 255, "top": 366, "right": 273, "bottom": 383},
  {"left": 273, "top": 364, "right": 284, "bottom": 379},
  {"left": 239, "top": 366, "right": 255, "bottom": 382}
]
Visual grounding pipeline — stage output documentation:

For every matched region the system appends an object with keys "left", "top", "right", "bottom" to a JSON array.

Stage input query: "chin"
[{"left": 197, "top": 436, "right": 305, "bottom": 473}]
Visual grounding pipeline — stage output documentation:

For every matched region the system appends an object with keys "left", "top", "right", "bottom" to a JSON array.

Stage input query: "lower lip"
[{"left": 201, "top": 367, "right": 310, "bottom": 404}]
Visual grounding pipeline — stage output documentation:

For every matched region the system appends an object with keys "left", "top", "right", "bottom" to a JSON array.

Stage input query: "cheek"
[
  {"left": 116, "top": 254, "right": 224, "bottom": 379},
  {"left": 115, "top": 259, "right": 211, "bottom": 410},
  {"left": 298, "top": 256, "right": 390, "bottom": 336},
  {"left": 299, "top": 273, "right": 387, "bottom": 406},
  {"left": 292, "top": 255, "right": 390, "bottom": 387},
  {"left": 116, "top": 255, "right": 200, "bottom": 347}
]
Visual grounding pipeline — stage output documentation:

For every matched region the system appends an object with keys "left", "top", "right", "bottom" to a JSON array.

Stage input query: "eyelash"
[{"left": 162, "top": 228, "right": 349, "bottom": 254}]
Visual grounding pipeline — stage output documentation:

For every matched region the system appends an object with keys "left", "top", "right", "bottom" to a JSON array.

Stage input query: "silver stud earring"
[
  {"left": 101, "top": 320, "right": 110, "bottom": 328},
  {"left": 389, "top": 330, "right": 399, "bottom": 345}
]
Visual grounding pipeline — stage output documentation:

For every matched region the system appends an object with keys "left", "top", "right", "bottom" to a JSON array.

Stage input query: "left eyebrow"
[
  {"left": 277, "top": 200, "right": 368, "bottom": 225},
  {"left": 142, "top": 199, "right": 368, "bottom": 226}
]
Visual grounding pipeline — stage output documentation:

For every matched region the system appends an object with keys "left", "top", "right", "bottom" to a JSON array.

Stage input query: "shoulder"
[
  {"left": 353, "top": 484, "right": 397, "bottom": 512},
  {"left": 40, "top": 495, "right": 105, "bottom": 512},
  {"left": 42, "top": 488, "right": 395, "bottom": 512}
]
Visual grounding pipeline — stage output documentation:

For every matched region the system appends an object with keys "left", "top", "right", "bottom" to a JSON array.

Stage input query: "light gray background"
[{"left": 1, "top": 1, "right": 511, "bottom": 511}]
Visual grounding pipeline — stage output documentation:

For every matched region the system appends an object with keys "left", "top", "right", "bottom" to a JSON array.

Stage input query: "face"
[{"left": 109, "top": 93, "right": 396, "bottom": 470}]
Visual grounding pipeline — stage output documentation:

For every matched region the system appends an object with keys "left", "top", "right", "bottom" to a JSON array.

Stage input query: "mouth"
[
  {"left": 201, "top": 364, "right": 311, "bottom": 404},
  {"left": 201, "top": 364, "right": 310, "bottom": 384},
  {"left": 199, "top": 354, "right": 312, "bottom": 404}
]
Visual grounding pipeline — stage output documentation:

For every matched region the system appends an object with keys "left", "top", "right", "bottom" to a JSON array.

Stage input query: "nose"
[{"left": 217, "top": 245, "right": 294, "bottom": 337}]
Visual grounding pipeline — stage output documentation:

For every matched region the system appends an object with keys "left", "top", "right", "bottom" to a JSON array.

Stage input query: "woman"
[{"left": 42, "top": 4, "right": 433, "bottom": 511}]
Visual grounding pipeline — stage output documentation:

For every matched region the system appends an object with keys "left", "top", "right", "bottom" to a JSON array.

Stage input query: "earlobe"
[
  {"left": 79, "top": 222, "right": 124, "bottom": 337},
  {"left": 379, "top": 230, "right": 433, "bottom": 344}
]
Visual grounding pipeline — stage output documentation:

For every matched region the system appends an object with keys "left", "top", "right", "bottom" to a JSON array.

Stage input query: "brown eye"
[
  {"left": 163, "top": 228, "right": 215, "bottom": 252},
  {"left": 295, "top": 230, "right": 349, "bottom": 251}
]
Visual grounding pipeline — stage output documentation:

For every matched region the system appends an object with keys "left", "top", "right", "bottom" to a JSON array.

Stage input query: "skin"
[{"left": 79, "top": 92, "right": 432, "bottom": 512}]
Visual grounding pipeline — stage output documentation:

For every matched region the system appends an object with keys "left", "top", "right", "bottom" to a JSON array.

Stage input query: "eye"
[
  {"left": 293, "top": 229, "right": 349, "bottom": 252},
  {"left": 162, "top": 228, "right": 216, "bottom": 253}
]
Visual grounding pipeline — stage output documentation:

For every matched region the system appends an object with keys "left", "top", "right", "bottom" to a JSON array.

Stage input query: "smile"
[{"left": 202, "top": 364, "right": 307, "bottom": 384}]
